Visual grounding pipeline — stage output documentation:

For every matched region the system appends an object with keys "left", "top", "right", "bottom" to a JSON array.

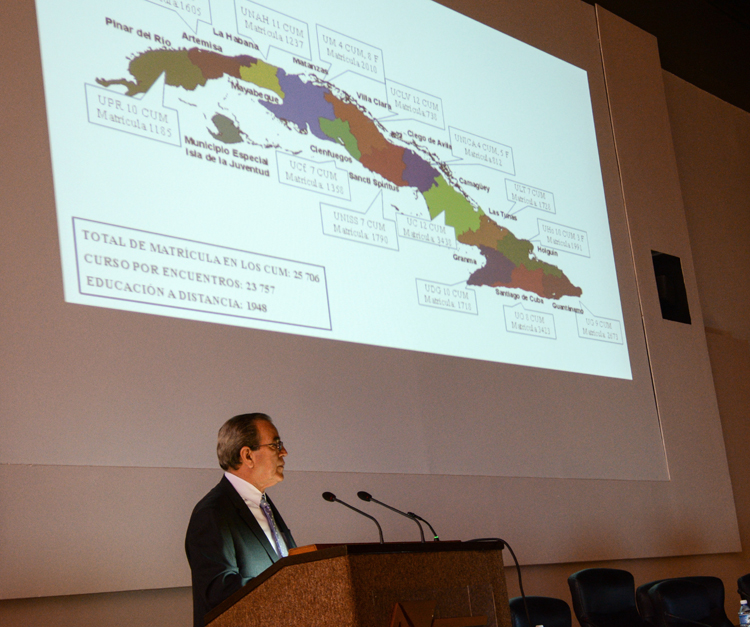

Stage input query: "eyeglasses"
[{"left": 256, "top": 441, "right": 284, "bottom": 454}]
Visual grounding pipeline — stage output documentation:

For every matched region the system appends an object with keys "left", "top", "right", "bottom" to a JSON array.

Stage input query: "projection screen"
[{"left": 29, "top": 0, "right": 666, "bottom": 481}]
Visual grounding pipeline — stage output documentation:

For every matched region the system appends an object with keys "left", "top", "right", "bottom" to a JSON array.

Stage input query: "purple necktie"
[{"left": 259, "top": 494, "right": 288, "bottom": 558}]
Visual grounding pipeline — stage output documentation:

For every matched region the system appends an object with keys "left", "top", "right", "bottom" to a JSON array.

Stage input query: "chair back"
[
  {"left": 739, "top": 573, "right": 750, "bottom": 602},
  {"left": 509, "top": 596, "right": 571, "bottom": 627},
  {"left": 648, "top": 579, "right": 713, "bottom": 627},
  {"left": 568, "top": 568, "right": 649, "bottom": 627},
  {"left": 637, "top": 576, "right": 727, "bottom": 627},
  {"left": 636, "top": 579, "right": 669, "bottom": 626}
]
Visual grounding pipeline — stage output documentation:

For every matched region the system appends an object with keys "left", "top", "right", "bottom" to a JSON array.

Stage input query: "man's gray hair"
[{"left": 217, "top": 413, "right": 273, "bottom": 471}]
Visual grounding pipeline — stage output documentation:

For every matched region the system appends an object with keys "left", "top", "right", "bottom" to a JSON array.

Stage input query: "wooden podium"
[{"left": 205, "top": 541, "right": 511, "bottom": 627}]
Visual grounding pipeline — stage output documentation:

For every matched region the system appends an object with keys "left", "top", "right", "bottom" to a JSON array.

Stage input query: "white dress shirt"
[{"left": 224, "top": 471, "right": 288, "bottom": 557}]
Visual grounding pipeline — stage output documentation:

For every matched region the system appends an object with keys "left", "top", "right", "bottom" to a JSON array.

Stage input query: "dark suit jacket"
[{"left": 185, "top": 476, "right": 296, "bottom": 627}]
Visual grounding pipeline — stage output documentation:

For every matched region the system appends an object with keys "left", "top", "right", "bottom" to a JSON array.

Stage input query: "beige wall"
[
  {"left": 0, "top": 587, "right": 192, "bottom": 627},
  {"left": 502, "top": 69, "right": 750, "bottom": 611},
  {"left": 1, "top": 70, "right": 747, "bottom": 627},
  {"left": 8, "top": 0, "right": 735, "bottom": 595},
  {"left": 2, "top": 2, "right": 749, "bottom": 625}
]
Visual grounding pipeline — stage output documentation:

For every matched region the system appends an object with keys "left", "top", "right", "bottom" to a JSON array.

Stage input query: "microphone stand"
[
  {"left": 358, "top": 491, "right": 425, "bottom": 543},
  {"left": 322, "top": 492, "right": 384, "bottom": 543},
  {"left": 408, "top": 512, "right": 439, "bottom": 541}
]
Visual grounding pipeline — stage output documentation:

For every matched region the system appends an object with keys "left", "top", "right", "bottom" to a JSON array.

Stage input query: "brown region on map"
[{"left": 457, "top": 215, "right": 510, "bottom": 248}]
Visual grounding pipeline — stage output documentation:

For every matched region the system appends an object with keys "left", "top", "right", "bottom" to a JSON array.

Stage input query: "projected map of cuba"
[
  {"left": 97, "top": 47, "right": 581, "bottom": 301},
  {"left": 35, "top": 0, "right": 632, "bottom": 378}
]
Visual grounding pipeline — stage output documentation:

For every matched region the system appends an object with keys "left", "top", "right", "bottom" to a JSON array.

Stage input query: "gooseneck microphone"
[
  {"left": 321, "top": 492, "right": 384, "bottom": 543},
  {"left": 408, "top": 512, "right": 440, "bottom": 541},
  {"left": 357, "top": 491, "right": 425, "bottom": 543}
]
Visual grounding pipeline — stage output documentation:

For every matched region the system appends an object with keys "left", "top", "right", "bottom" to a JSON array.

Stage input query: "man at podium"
[{"left": 185, "top": 413, "right": 296, "bottom": 627}]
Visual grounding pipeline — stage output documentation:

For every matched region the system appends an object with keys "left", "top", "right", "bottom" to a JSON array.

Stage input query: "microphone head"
[
  {"left": 322, "top": 491, "right": 336, "bottom": 502},
  {"left": 357, "top": 491, "right": 372, "bottom": 502}
]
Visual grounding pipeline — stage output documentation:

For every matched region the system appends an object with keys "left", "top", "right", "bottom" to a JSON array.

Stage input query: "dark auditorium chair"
[
  {"left": 647, "top": 578, "right": 733, "bottom": 627},
  {"left": 509, "top": 596, "right": 572, "bottom": 627},
  {"left": 637, "top": 577, "right": 731, "bottom": 627},
  {"left": 568, "top": 568, "right": 651, "bottom": 627},
  {"left": 739, "top": 573, "right": 750, "bottom": 602},
  {"left": 636, "top": 579, "right": 669, "bottom": 626}
]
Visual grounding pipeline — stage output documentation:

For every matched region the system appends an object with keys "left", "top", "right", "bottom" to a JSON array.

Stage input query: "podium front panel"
[{"left": 207, "top": 544, "right": 510, "bottom": 627}]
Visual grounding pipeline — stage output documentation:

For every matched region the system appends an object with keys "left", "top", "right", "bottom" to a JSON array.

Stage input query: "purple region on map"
[
  {"left": 467, "top": 246, "right": 515, "bottom": 285},
  {"left": 260, "top": 70, "right": 336, "bottom": 141},
  {"left": 402, "top": 148, "right": 441, "bottom": 192}
]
